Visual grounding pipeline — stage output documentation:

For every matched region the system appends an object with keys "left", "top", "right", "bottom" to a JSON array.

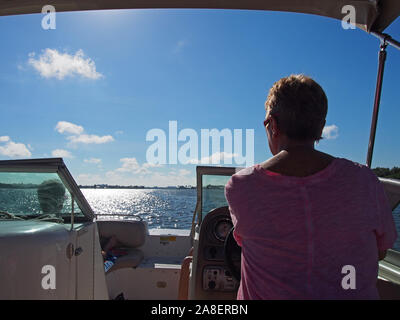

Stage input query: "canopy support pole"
[
  {"left": 370, "top": 32, "right": 400, "bottom": 51},
  {"left": 366, "top": 37, "right": 388, "bottom": 168}
]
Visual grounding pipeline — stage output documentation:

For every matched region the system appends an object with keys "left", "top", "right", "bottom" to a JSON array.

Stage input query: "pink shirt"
[{"left": 225, "top": 158, "right": 398, "bottom": 300}]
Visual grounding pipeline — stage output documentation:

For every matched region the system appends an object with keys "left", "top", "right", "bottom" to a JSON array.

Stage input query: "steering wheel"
[{"left": 224, "top": 226, "right": 242, "bottom": 282}]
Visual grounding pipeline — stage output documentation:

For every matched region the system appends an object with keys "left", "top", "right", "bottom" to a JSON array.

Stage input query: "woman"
[{"left": 225, "top": 75, "right": 397, "bottom": 299}]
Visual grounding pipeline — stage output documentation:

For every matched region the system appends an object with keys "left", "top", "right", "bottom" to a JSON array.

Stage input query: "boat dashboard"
[{"left": 189, "top": 206, "right": 240, "bottom": 299}]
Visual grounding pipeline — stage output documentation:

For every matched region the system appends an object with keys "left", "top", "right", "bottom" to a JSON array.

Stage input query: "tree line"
[{"left": 372, "top": 167, "right": 400, "bottom": 179}]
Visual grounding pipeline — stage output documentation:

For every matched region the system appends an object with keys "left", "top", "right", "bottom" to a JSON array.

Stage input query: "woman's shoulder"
[
  {"left": 336, "top": 157, "right": 373, "bottom": 172},
  {"left": 234, "top": 165, "right": 258, "bottom": 176},
  {"left": 226, "top": 166, "right": 258, "bottom": 189},
  {"left": 333, "top": 157, "right": 380, "bottom": 183}
]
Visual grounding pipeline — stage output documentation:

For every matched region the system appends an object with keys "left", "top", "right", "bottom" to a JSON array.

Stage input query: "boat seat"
[
  {"left": 96, "top": 220, "right": 148, "bottom": 272},
  {"left": 109, "top": 248, "right": 144, "bottom": 272},
  {"left": 97, "top": 220, "right": 147, "bottom": 248}
]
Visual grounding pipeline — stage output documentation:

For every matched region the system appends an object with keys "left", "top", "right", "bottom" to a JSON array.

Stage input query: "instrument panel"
[
  {"left": 192, "top": 206, "right": 240, "bottom": 298},
  {"left": 203, "top": 215, "right": 234, "bottom": 261},
  {"left": 213, "top": 218, "right": 233, "bottom": 242}
]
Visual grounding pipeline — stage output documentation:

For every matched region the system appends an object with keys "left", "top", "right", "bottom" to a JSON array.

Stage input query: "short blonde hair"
[{"left": 265, "top": 75, "right": 327, "bottom": 141}]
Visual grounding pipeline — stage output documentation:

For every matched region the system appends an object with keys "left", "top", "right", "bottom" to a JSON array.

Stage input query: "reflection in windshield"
[
  {"left": 37, "top": 179, "right": 66, "bottom": 215},
  {"left": 0, "top": 172, "right": 81, "bottom": 217}
]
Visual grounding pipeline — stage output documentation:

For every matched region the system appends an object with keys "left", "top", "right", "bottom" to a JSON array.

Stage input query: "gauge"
[{"left": 213, "top": 219, "right": 233, "bottom": 242}]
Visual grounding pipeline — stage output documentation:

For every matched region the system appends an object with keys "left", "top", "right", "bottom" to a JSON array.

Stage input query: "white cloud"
[
  {"left": 28, "top": 49, "right": 103, "bottom": 80},
  {"left": 0, "top": 137, "right": 32, "bottom": 158},
  {"left": 322, "top": 124, "right": 339, "bottom": 140},
  {"left": 179, "top": 169, "right": 191, "bottom": 176},
  {"left": 189, "top": 152, "right": 239, "bottom": 165},
  {"left": 142, "top": 162, "right": 163, "bottom": 168},
  {"left": 116, "top": 158, "right": 140, "bottom": 172},
  {"left": 101, "top": 158, "right": 194, "bottom": 186},
  {"left": 76, "top": 173, "right": 102, "bottom": 185},
  {"left": 55, "top": 121, "right": 84, "bottom": 135},
  {"left": 51, "top": 149, "right": 73, "bottom": 158},
  {"left": 55, "top": 121, "right": 114, "bottom": 146},
  {"left": 84, "top": 158, "right": 102, "bottom": 165},
  {"left": 115, "top": 158, "right": 149, "bottom": 174},
  {"left": 145, "top": 171, "right": 195, "bottom": 186},
  {"left": 67, "top": 134, "right": 114, "bottom": 145},
  {"left": 107, "top": 158, "right": 164, "bottom": 178},
  {"left": 104, "top": 170, "right": 195, "bottom": 187}
]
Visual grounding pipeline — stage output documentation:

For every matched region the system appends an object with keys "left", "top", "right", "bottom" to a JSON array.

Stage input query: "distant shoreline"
[
  {"left": 0, "top": 184, "right": 226, "bottom": 190},
  {"left": 79, "top": 185, "right": 196, "bottom": 190}
]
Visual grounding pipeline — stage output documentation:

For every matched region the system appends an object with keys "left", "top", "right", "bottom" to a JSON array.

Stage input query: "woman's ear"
[
  {"left": 270, "top": 115, "right": 279, "bottom": 137},
  {"left": 319, "top": 119, "right": 326, "bottom": 137}
]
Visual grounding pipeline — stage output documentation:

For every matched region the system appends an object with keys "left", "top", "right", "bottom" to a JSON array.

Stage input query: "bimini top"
[{"left": 0, "top": 0, "right": 399, "bottom": 33}]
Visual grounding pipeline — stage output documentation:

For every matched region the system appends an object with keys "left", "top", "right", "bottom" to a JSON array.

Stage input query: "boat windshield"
[
  {"left": 0, "top": 171, "right": 82, "bottom": 219},
  {"left": 201, "top": 174, "right": 230, "bottom": 217}
]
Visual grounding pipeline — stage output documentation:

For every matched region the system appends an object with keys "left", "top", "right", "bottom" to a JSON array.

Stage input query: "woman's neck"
[
  {"left": 277, "top": 140, "right": 316, "bottom": 154},
  {"left": 261, "top": 146, "right": 335, "bottom": 177}
]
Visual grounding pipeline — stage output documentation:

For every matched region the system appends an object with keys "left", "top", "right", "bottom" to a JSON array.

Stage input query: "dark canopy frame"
[{"left": 0, "top": 0, "right": 399, "bottom": 33}]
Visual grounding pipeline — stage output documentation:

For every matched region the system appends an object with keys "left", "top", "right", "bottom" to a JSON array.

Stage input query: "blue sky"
[{"left": 0, "top": 9, "right": 399, "bottom": 186}]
